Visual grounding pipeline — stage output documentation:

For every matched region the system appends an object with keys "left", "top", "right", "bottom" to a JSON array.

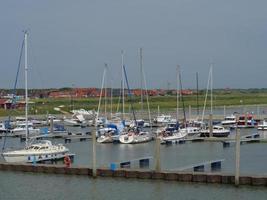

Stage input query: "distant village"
[{"left": 0, "top": 88, "right": 193, "bottom": 110}]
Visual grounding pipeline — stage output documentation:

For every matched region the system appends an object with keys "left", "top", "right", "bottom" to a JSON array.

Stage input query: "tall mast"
[
  {"left": 210, "top": 63, "right": 213, "bottom": 115},
  {"left": 179, "top": 67, "right": 186, "bottom": 127},
  {"left": 196, "top": 72, "right": 199, "bottom": 118},
  {"left": 121, "top": 50, "right": 125, "bottom": 120},
  {"left": 96, "top": 66, "right": 107, "bottom": 123},
  {"left": 176, "top": 65, "right": 180, "bottom": 122},
  {"left": 110, "top": 70, "right": 113, "bottom": 119},
  {"left": 104, "top": 63, "right": 108, "bottom": 117},
  {"left": 140, "top": 48, "right": 143, "bottom": 113},
  {"left": 24, "top": 31, "right": 29, "bottom": 147}
]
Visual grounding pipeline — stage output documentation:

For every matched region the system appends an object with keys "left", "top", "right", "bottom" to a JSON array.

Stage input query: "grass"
[{"left": 1, "top": 90, "right": 267, "bottom": 117}]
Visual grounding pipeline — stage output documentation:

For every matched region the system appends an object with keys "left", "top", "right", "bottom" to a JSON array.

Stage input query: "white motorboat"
[
  {"left": 179, "top": 126, "right": 201, "bottom": 136},
  {"left": 10, "top": 123, "right": 40, "bottom": 136},
  {"left": 200, "top": 125, "right": 230, "bottom": 137},
  {"left": 119, "top": 131, "right": 153, "bottom": 144},
  {"left": 2, "top": 140, "right": 69, "bottom": 163},
  {"left": 153, "top": 114, "right": 173, "bottom": 124},
  {"left": 221, "top": 114, "right": 236, "bottom": 126},
  {"left": 257, "top": 120, "right": 267, "bottom": 130}
]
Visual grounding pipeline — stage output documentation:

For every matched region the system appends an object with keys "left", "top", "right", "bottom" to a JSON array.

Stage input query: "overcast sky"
[{"left": 0, "top": 0, "right": 267, "bottom": 89}]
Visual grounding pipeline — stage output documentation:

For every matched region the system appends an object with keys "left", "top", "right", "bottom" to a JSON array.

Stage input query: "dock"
[
  {"left": 0, "top": 162, "right": 266, "bottom": 186},
  {"left": 169, "top": 159, "right": 225, "bottom": 172},
  {"left": 64, "top": 135, "right": 92, "bottom": 143}
]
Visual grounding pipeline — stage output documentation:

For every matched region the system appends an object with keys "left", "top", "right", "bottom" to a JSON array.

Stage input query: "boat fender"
[{"left": 64, "top": 155, "right": 71, "bottom": 167}]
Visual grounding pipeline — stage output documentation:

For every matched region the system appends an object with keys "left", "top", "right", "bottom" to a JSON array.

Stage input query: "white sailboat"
[
  {"left": 119, "top": 130, "right": 152, "bottom": 144},
  {"left": 2, "top": 31, "right": 72, "bottom": 163},
  {"left": 200, "top": 64, "right": 230, "bottom": 137},
  {"left": 119, "top": 55, "right": 153, "bottom": 144},
  {"left": 158, "top": 66, "right": 188, "bottom": 143}
]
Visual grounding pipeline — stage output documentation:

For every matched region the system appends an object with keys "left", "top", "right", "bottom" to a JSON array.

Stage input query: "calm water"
[
  {"left": 0, "top": 171, "right": 267, "bottom": 200},
  {"left": 1, "top": 123, "right": 267, "bottom": 199},
  {"left": 1, "top": 127, "right": 267, "bottom": 175}
]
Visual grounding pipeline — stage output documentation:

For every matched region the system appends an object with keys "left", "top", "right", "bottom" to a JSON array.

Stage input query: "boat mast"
[
  {"left": 104, "top": 63, "right": 108, "bottom": 117},
  {"left": 196, "top": 72, "right": 199, "bottom": 118},
  {"left": 140, "top": 50, "right": 152, "bottom": 129},
  {"left": 110, "top": 69, "right": 113, "bottom": 119},
  {"left": 123, "top": 65, "right": 137, "bottom": 127},
  {"left": 140, "top": 48, "right": 143, "bottom": 113},
  {"left": 24, "top": 31, "right": 29, "bottom": 147},
  {"left": 121, "top": 50, "right": 125, "bottom": 120},
  {"left": 210, "top": 63, "right": 213, "bottom": 115},
  {"left": 179, "top": 67, "right": 187, "bottom": 127},
  {"left": 201, "top": 67, "right": 211, "bottom": 122},
  {"left": 96, "top": 65, "right": 107, "bottom": 124},
  {"left": 176, "top": 65, "right": 180, "bottom": 122}
]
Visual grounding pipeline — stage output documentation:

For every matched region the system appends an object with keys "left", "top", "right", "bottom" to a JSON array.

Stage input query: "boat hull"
[
  {"left": 200, "top": 131, "right": 230, "bottom": 137},
  {"left": 97, "top": 135, "right": 113, "bottom": 143},
  {"left": 2, "top": 150, "right": 69, "bottom": 163},
  {"left": 119, "top": 133, "right": 152, "bottom": 144},
  {"left": 160, "top": 132, "right": 187, "bottom": 144}
]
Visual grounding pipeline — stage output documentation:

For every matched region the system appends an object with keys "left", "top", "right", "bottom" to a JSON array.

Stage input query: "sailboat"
[
  {"left": 119, "top": 62, "right": 152, "bottom": 144},
  {"left": 96, "top": 63, "right": 125, "bottom": 143},
  {"left": 2, "top": 31, "right": 72, "bottom": 163},
  {"left": 159, "top": 66, "right": 188, "bottom": 144},
  {"left": 199, "top": 64, "right": 230, "bottom": 137}
]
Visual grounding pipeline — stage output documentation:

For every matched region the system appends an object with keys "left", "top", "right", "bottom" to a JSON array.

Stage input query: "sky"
[{"left": 0, "top": 0, "right": 267, "bottom": 90}]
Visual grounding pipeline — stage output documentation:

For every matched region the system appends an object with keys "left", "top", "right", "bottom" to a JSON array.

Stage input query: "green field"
[{"left": 1, "top": 89, "right": 267, "bottom": 117}]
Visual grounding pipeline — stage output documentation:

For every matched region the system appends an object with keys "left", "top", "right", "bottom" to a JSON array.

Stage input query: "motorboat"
[
  {"left": 231, "top": 114, "right": 258, "bottom": 128},
  {"left": 257, "top": 120, "right": 267, "bottom": 130},
  {"left": 2, "top": 140, "right": 69, "bottom": 163},
  {"left": 10, "top": 123, "right": 40, "bottom": 136},
  {"left": 200, "top": 125, "right": 230, "bottom": 137},
  {"left": 221, "top": 114, "right": 236, "bottom": 126},
  {"left": 153, "top": 114, "right": 173, "bottom": 124},
  {"left": 179, "top": 126, "right": 201, "bottom": 137}
]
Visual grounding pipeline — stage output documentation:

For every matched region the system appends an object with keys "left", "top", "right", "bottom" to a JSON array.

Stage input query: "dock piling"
[
  {"left": 155, "top": 137, "right": 161, "bottom": 172},
  {"left": 235, "top": 126, "right": 240, "bottom": 186}
]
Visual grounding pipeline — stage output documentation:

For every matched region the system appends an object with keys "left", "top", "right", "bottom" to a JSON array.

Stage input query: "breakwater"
[{"left": 0, "top": 163, "right": 266, "bottom": 187}]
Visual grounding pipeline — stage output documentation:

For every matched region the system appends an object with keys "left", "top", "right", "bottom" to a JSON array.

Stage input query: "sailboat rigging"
[{"left": 2, "top": 31, "right": 73, "bottom": 163}]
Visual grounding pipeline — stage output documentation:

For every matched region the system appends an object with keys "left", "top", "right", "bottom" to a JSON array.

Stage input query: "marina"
[
  {"left": 1, "top": 121, "right": 267, "bottom": 175},
  {"left": 1, "top": 1, "right": 267, "bottom": 199}
]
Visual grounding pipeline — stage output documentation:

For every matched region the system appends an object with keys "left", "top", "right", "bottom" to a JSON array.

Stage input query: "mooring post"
[
  {"left": 92, "top": 111, "right": 97, "bottom": 178},
  {"left": 155, "top": 136, "right": 161, "bottom": 172},
  {"left": 209, "top": 114, "right": 213, "bottom": 137},
  {"left": 188, "top": 105, "right": 191, "bottom": 120},
  {"left": 235, "top": 124, "right": 240, "bottom": 186},
  {"left": 50, "top": 117, "right": 54, "bottom": 134}
]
